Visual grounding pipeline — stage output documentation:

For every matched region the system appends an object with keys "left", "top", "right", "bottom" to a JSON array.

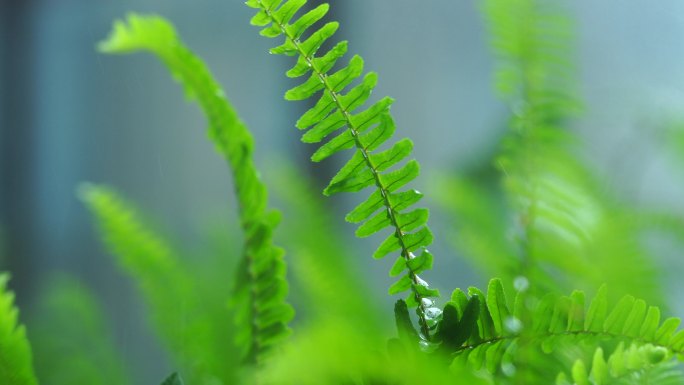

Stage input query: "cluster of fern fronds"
[{"left": 1, "top": 1, "right": 684, "bottom": 385}]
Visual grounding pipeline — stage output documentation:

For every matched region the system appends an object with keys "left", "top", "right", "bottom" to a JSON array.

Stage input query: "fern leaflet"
[
  {"left": 245, "top": 0, "right": 437, "bottom": 338},
  {"left": 98, "top": 14, "right": 294, "bottom": 365},
  {"left": 0, "top": 273, "right": 38, "bottom": 385}
]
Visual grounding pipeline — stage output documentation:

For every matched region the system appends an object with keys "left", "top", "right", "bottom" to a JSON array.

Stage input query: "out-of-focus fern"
[
  {"left": 269, "top": 163, "right": 381, "bottom": 326},
  {"left": 98, "top": 14, "right": 293, "bottom": 365},
  {"left": 80, "top": 185, "right": 239, "bottom": 384},
  {"left": 483, "top": 0, "right": 579, "bottom": 119},
  {"left": 259, "top": 318, "right": 490, "bottom": 385},
  {"left": 432, "top": 173, "right": 519, "bottom": 293},
  {"left": 431, "top": 0, "right": 663, "bottom": 304},
  {"left": 557, "top": 344, "right": 684, "bottom": 385},
  {"left": 28, "top": 275, "right": 130, "bottom": 385},
  {"left": 245, "top": 0, "right": 438, "bottom": 339},
  {"left": 0, "top": 273, "right": 38, "bottom": 385}
]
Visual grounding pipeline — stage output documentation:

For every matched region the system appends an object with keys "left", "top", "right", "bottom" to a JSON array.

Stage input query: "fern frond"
[
  {"left": 246, "top": 0, "right": 437, "bottom": 338},
  {"left": 98, "top": 13, "right": 294, "bottom": 365},
  {"left": 438, "top": 278, "right": 684, "bottom": 380},
  {"left": 556, "top": 344, "right": 684, "bottom": 385},
  {"left": 28, "top": 275, "right": 130, "bottom": 385},
  {"left": 476, "top": 0, "right": 663, "bottom": 304},
  {"left": 80, "top": 185, "right": 239, "bottom": 384},
  {"left": 0, "top": 273, "right": 38, "bottom": 385}
]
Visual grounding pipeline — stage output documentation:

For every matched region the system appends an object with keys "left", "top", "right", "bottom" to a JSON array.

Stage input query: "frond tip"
[
  {"left": 246, "top": 0, "right": 438, "bottom": 338},
  {"left": 97, "top": 13, "right": 177, "bottom": 56},
  {"left": 0, "top": 273, "right": 38, "bottom": 385}
]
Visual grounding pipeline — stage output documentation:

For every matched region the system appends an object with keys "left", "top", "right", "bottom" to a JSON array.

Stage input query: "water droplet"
[
  {"left": 421, "top": 298, "right": 434, "bottom": 308},
  {"left": 418, "top": 339, "right": 439, "bottom": 353},
  {"left": 501, "top": 362, "right": 516, "bottom": 377},
  {"left": 504, "top": 316, "right": 523, "bottom": 333},
  {"left": 424, "top": 307, "right": 442, "bottom": 320},
  {"left": 514, "top": 276, "right": 529, "bottom": 292},
  {"left": 408, "top": 252, "right": 417, "bottom": 260}
]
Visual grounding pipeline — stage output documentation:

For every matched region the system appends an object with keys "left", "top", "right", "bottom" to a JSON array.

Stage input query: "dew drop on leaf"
[
  {"left": 420, "top": 298, "right": 434, "bottom": 308},
  {"left": 424, "top": 307, "right": 442, "bottom": 320},
  {"left": 513, "top": 276, "right": 529, "bottom": 292},
  {"left": 504, "top": 316, "right": 523, "bottom": 333},
  {"left": 501, "top": 362, "right": 516, "bottom": 377}
]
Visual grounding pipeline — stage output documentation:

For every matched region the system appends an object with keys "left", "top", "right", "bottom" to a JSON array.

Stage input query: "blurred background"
[{"left": 3, "top": 1, "right": 684, "bottom": 384}]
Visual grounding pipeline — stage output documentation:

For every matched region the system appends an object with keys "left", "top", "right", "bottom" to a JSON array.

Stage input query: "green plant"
[{"left": 2, "top": 2, "right": 684, "bottom": 385}]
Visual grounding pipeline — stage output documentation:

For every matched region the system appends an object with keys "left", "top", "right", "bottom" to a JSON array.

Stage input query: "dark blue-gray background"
[{"left": 2, "top": 1, "right": 684, "bottom": 383}]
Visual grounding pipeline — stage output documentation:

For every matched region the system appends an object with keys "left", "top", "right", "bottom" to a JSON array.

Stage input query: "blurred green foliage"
[
  {"left": 28, "top": 275, "right": 130, "bottom": 385},
  {"left": 2, "top": 1, "right": 684, "bottom": 385}
]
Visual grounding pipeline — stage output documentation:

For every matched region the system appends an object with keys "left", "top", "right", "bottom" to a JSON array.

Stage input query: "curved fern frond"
[
  {"left": 245, "top": 0, "right": 437, "bottom": 337},
  {"left": 556, "top": 344, "right": 684, "bottom": 385},
  {"left": 80, "top": 185, "right": 241, "bottom": 384},
  {"left": 438, "top": 278, "right": 684, "bottom": 379},
  {"left": 98, "top": 14, "right": 294, "bottom": 365},
  {"left": 0, "top": 273, "right": 38, "bottom": 385}
]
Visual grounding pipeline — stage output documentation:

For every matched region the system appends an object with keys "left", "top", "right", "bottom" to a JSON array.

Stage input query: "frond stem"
[{"left": 452, "top": 330, "right": 684, "bottom": 356}]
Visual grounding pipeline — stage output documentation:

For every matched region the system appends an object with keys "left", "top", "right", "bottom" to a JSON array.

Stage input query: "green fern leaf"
[
  {"left": 246, "top": 0, "right": 438, "bottom": 338},
  {"left": 0, "top": 273, "right": 38, "bottom": 385},
  {"left": 98, "top": 13, "right": 294, "bottom": 365},
  {"left": 486, "top": 278, "right": 511, "bottom": 336},
  {"left": 441, "top": 279, "right": 684, "bottom": 379}
]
